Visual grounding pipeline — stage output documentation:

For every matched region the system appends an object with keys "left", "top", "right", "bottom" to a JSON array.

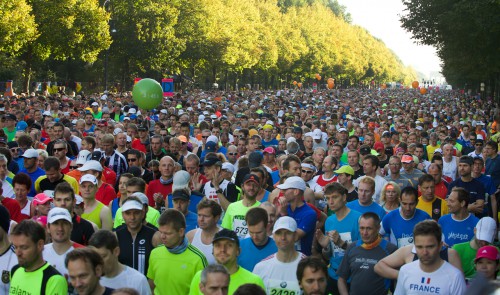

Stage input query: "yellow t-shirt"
[{"left": 417, "top": 196, "right": 448, "bottom": 221}]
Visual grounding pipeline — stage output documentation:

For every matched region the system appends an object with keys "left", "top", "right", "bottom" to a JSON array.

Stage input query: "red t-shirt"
[
  {"left": 95, "top": 183, "right": 117, "bottom": 206},
  {"left": 434, "top": 181, "right": 449, "bottom": 199},
  {"left": 146, "top": 180, "right": 173, "bottom": 207},
  {"left": 1, "top": 198, "right": 22, "bottom": 223},
  {"left": 132, "top": 139, "right": 147, "bottom": 153},
  {"left": 103, "top": 167, "right": 117, "bottom": 187}
]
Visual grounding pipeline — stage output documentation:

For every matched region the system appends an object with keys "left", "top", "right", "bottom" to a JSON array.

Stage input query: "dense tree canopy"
[
  {"left": 400, "top": 0, "right": 500, "bottom": 95},
  {"left": 1, "top": 0, "right": 417, "bottom": 92}
]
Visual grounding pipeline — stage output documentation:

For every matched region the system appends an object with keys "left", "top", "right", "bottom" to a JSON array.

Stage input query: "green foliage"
[
  {"left": 0, "top": 0, "right": 37, "bottom": 53},
  {"left": 2, "top": 0, "right": 416, "bottom": 91},
  {"left": 401, "top": 0, "right": 500, "bottom": 88}
]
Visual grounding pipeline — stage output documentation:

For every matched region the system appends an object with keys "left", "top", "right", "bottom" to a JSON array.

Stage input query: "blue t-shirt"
[
  {"left": 474, "top": 174, "right": 497, "bottom": 196},
  {"left": 448, "top": 178, "right": 486, "bottom": 204},
  {"left": 185, "top": 211, "right": 198, "bottom": 232},
  {"left": 261, "top": 138, "right": 279, "bottom": 148},
  {"left": 438, "top": 213, "right": 479, "bottom": 247},
  {"left": 19, "top": 167, "right": 46, "bottom": 198},
  {"left": 287, "top": 202, "right": 317, "bottom": 256},
  {"left": 486, "top": 155, "right": 500, "bottom": 187},
  {"left": 324, "top": 209, "right": 361, "bottom": 280},
  {"left": 347, "top": 200, "right": 386, "bottom": 220},
  {"left": 380, "top": 209, "right": 430, "bottom": 248},
  {"left": 238, "top": 237, "right": 277, "bottom": 272}
]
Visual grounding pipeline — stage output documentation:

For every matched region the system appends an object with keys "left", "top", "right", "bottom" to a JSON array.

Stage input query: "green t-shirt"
[
  {"left": 452, "top": 241, "right": 477, "bottom": 278},
  {"left": 113, "top": 206, "right": 161, "bottom": 228},
  {"left": 148, "top": 244, "right": 207, "bottom": 295},
  {"left": 9, "top": 262, "right": 68, "bottom": 295},
  {"left": 3, "top": 127, "right": 15, "bottom": 142},
  {"left": 92, "top": 111, "right": 102, "bottom": 120},
  {"left": 189, "top": 266, "right": 265, "bottom": 295},
  {"left": 221, "top": 200, "right": 260, "bottom": 238}
]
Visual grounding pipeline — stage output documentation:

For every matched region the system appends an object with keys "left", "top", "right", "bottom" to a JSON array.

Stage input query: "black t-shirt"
[
  {"left": 102, "top": 287, "right": 114, "bottom": 295},
  {"left": 346, "top": 188, "right": 359, "bottom": 202},
  {"left": 378, "top": 155, "right": 389, "bottom": 169},
  {"left": 71, "top": 214, "right": 95, "bottom": 246},
  {"left": 353, "top": 167, "right": 364, "bottom": 180}
]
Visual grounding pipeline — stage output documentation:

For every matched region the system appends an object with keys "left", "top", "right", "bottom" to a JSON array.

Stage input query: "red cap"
[
  {"left": 33, "top": 193, "right": 52, "bottom": 206},
  {"left": 475, "top": 246, "right": 499, "bottom": 262},
  {"left": 374, "top": 141, "right": 384, "bottom": 151},
  {"left": 263, "top": 147, "right": 275, "bottom": 154},
  {"left": 401, "top": 154, "right": 414, "bottom": 163}
]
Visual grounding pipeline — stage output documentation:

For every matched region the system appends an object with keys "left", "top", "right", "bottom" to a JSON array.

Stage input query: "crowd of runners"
[{"left": 0, "top": 86, "right": 499, "bottom": 295}]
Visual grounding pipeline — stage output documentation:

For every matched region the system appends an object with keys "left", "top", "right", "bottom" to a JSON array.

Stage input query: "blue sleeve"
[
  {"left": 381, "top": 214, "right": 391, "bottom": 238},
  {"left": 298, "top": 211, "right": 317, "bottom": 233}
]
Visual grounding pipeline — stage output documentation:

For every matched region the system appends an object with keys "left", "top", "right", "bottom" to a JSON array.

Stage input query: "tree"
[
  {"left": 401, "top": 0, "right": 500, "bottom": 94},
  {"left": 18, "top": 0, "right": 111, "bottom": 91},
  {"left": 0, "top": 0, "right": 37, "bottom": 54}
]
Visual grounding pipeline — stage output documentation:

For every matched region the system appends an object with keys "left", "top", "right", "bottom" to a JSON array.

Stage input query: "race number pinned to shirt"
[
  {"left": 268, "top": 279, "right": 300, "bottom": 295},
  {"left": 232, "top": 216, "right": 248, "bottom": 238}
]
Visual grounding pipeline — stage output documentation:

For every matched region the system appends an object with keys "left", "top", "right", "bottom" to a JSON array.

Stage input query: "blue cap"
[{"left": 16, "top": 121, "right": 28, "bottom": 131}]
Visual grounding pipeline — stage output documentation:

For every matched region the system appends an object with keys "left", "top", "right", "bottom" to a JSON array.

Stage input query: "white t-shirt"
[
  {"left": 43, "top": 243, "right": 80, "bottom": 278},
  {"left": 253, "top": 252, "right": 307, "bottom": 295},
  {"left": 395, "top": 260, "right": 465, "bottom": 295},
  {"left": 0, "top": 245, "right": 18, "bottom": 294},
  {"left": 100, "top": 265, "right": 151, "bottom": 295}
]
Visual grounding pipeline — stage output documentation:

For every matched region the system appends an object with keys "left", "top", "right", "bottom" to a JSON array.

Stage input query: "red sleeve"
[
  {"left": 72, "top": 242, "right": 85, "bottom": 248},
  {"left": 146, "top": 181, "right": 157, "bottom": 207},
  {"left": 1, "top": 198, "right": 23, "bottom": 223}
]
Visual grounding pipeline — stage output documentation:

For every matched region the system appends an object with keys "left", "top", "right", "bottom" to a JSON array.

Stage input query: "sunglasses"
[
  {"left": 228, "top": 153, "right": 238, "bottom": 156},
  {"left": 202, "top": 136, "right": 209, "bottom": 139},
  {"left": 54, "top": 148, "right": 66, "bottom": 152},
  {"left": 301, "top": 170, "right": 314, "bottom": 174},
  {"left": 127, "top": 158, "right": 137, "bottom": 162},
  {"left": 70, "top": 166, "right": 78, "bottom": 169},
  {"left": 475, "top": 143, "right": 483, "bottom": 146}
]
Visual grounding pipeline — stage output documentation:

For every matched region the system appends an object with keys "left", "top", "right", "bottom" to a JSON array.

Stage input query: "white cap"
[
  {"left": 113, "top": 128, "right": 123, "bottom": 136},
  {"left": 100, "top": 94, "right": 107, "bottom": 101},
  {"left": 273, "top": 216, "right": 297, "bottom": 233},
  {"left": 210, "top": 114, "right": 217, "bottom": 119},
  {"left": 160, "top": 109, "right": 168, "bottom": 114},
  {"left": 76, "top": 150, "right": 91, "bottom": 165},
  {"left": 75, "top": 195, "right": 84, "bottom": 205},
  {"left": 78, "top": 160, "right": 103, "bottom": 172},
  {"left": 172, "top": 170, "right": 190, "bottom": 192},
  {"left": 91, "top": 102, "right": 99, "bottom": 106},
  {"left": 338, "top": 127, "right": 347, "bottom": 132},
  {"left": 123, "top": 117, "right": 131, "bottom": 121},
  {"left": 277, "top": 176, "right": 306, "bottom": 191},
  {"left": 126, "top": 135, "right": 132, "bottom": 143},
  {"left": 130, "top": 192, "right": 149, "bottom": 205},
  {"left": 22, "top": 149, "right": 39, "bottom": 158},
  {"left": 206, "top": 135, "right": 219, "bottom": 144},
  {"left": 128, "top": 108, "right": 137, "bottom": 114},
  {"left": 48, "top": 207, "right": 72, "bottom": 224},
  {"left": 312, "top": 129, "right": 322, "bottom": 140},
  {"left": 416, "top": 126, "right": 423, "bottom": 131},
  {"left": 221, "top": 162, "right": 235, "bottom": 173},
  {"left": 476, "top": 121, "right": 485, "bottom": 126},
  {"left": 121, "top": 200, "right": 144, "bottom": 212},
  {"left": 79, "top": 174, "right": 98, "bottom": 185},
  {"left": 43, "top": 111, "right": 51, "bottom": 116},
  {"left": 476, "top": 217, "right": 497, "bottom": 243},
  {"left": 286, "top": 137, "right": 296, "bottom": 144},
  {"left": 178, "top": 110, "right": 185, "bottom": 115}
]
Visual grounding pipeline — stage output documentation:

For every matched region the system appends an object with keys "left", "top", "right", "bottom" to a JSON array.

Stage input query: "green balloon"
[{"left": 132, "top": 78, "right": 163, "bottom": 110}]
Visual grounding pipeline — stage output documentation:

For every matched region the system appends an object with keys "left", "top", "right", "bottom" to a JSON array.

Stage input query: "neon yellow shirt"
[
  {"left": 148, "top": 244, "right": 207, "bottom": 295},
  {"left": 9, "top": 262, "right": 68, "bottom": 295},
  {"left": 189, "top": 266, "right": 265, "bottom": 295}
]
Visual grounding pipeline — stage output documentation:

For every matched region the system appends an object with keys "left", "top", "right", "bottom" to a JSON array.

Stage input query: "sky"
[{"left": 337, "top": 0, "right": 442, "bottom": 79}]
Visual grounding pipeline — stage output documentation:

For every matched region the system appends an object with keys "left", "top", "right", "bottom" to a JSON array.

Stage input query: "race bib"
[
  {"left": 397, "top": 236, "right": 414, "bottom": 247},
  {"left": 332, "top": 232, "right": 352, "bottom": 254},
  {"left": 268, "top": 279, "right": 300, "bottom": 295},
  {"left": 232, "top": 216, "right": 248, "bottom": 238}
]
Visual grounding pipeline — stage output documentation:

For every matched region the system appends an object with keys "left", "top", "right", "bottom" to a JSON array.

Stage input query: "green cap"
[{"left": 334, "top": 165, "right": 354, "bottom": 176}]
